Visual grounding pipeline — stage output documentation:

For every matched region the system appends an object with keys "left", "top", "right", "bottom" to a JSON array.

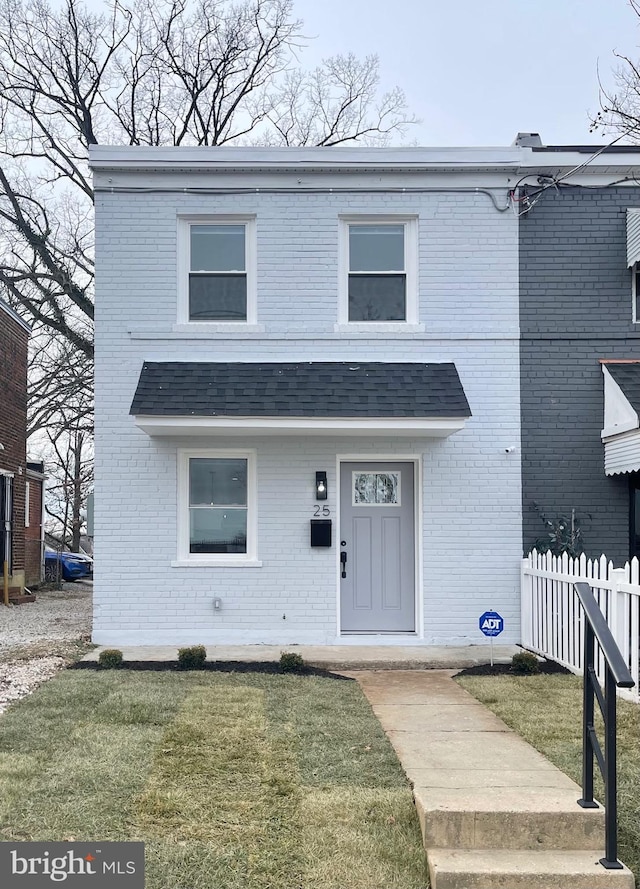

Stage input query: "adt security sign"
[{"left": 479, "top": 611, "right": 504, "bottom": 637}]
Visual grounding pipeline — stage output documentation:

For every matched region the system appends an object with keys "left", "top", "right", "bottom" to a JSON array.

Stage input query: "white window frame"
[
  {"left": 173, "top": 448, "right": 261, "bottom": 567},
  {"left": 24, "top": 481, "right": 30, "bottom": 528},
  {"left": 633, "top": 263, "right": 640, "bottom": 324},
  {"left": 177, "top": 216, "right": 257, "bottom": 326},
  {"left": 337, "top": 215, "right": 419, "bottom": 328}
]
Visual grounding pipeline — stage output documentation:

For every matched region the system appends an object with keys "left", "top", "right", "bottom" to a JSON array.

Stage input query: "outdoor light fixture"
[{"left": 315, "top": 471, "right": 328, "bottom": 500}]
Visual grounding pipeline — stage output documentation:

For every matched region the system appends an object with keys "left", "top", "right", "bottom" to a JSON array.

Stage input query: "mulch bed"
[
  {"left": 456, "top": 659, "right": 573, "bottom": 678},
  {"left": 71, "top": 660, "right": 353, "bottom": 679}
]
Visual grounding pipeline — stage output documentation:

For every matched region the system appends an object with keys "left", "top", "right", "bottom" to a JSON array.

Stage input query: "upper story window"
[
  {"left": 339, "top": 217, "right": 418, "bottom": 325},
  {"left": 178, "top": 216, "right": 256, "bottom": 324},
  {"left": 634, "top": 264, "right": 640, "bottom": 324}
]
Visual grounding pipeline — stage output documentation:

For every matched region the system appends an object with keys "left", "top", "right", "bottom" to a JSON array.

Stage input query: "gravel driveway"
[{"left": 0, "top": 581, "right": 93, "bottom": 713}]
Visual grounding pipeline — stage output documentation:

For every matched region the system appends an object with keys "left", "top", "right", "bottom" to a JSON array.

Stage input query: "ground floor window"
[{"left": 178, "top": 450, "right": 256, "bottom": 563}]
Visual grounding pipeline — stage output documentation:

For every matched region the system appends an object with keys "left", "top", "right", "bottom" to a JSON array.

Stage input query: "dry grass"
[
  {"left": 0, "top": 638, "right": 94, "bottom": 662},
  {"left": 0, "top": 669, "right": 427, "bottom": 889},
  {"left": 457, "top": 673, "right": 640, "bottom": 885}
]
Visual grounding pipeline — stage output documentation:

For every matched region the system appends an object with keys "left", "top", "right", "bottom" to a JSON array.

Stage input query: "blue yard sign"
[
  {"left": 479, "top": 611, "right": 504, "bottom": 637},
  {"left": 479, "top": 610, "right": 504, "bottom": 667}
]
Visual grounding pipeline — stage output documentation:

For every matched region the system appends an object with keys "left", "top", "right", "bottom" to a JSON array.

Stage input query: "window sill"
[
  {"left": 172, "top": 323, "right": 264, "bottom": 334},
  {"left": 171, "top": 558, "right": 263, "bottom": 568},
  {"left": 334, "top": 322, "right": 425, "bottom": 334}
]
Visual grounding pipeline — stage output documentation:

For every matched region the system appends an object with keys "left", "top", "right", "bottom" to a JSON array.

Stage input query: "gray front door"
[{"left": 340, "top": 461, "right": 415, "bottom": 632}]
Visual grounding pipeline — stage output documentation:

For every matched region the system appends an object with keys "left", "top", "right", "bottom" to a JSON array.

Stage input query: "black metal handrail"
[{"left": 574, "top": 582, "right": 635, "bottom": 869}]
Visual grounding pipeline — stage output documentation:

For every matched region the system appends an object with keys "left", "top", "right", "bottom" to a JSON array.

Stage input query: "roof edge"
[
  {"left": 88, "top": 144, "right": 528, "bottom": 173},
  {"left": 0, "top": 298, "right": 30, "bottom": 333},
  {"left": 88, "top": 143, "right": 640, "bottom": 176}
]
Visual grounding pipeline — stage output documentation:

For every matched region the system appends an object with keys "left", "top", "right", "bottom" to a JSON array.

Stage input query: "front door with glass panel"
[{"left": 340, "top": 462, "right": 415, "bottom": 632}]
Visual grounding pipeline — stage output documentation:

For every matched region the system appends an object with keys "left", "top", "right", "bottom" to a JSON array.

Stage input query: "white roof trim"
[
  {"left": 133, "top": 415, "right": 468, "bottom": 438},
  {"left": 601, "top": 365, "right": 639, "bottom": 440},
  {"left": 89, "top": 144, "right": 527, "bottom": 173},
  {"left": 89, "top": 144, "right": 640, "bottom": 177},
  {"left": 628, "top": 209, "right": 640, "bottom": 267}
]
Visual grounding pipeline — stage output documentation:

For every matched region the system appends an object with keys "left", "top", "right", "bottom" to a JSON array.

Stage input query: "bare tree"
[
  {"left": 0, "top": 0, "right": 415, "bottom": 376},
  {"left": 590, "top": 1, "right": 640, "bottom": 140},
  {"left": 28, "top": 328, "right": 93, "bottom": 438},
  {"left": 44, "top": 426, "right": 93, "bottom": 552}
]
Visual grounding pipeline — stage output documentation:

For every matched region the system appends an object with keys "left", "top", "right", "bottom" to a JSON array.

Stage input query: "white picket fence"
[{"left": 521, "top": 550, "right": 640, "bottom": 701}]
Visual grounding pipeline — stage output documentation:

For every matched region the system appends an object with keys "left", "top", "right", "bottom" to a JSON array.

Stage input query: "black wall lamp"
[{"left": 315, "top": 471, "right": 328, "bottom": 500}]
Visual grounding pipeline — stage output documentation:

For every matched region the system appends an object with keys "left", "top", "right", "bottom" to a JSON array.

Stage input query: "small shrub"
[
  {"left": 98, "top": 648, "right": 123, "bottom": 669},
  {"left": 511, "top": 651, "right": 540, "bottom": 674},
  {"left": 532, "top": 504, "right": 589, "bottom": 557},
  {"left": 279, "top": 651, "right": 305, "bottom": 673},
  {"left": 177, "top": 645, "right": 207, "bottom": 670}
]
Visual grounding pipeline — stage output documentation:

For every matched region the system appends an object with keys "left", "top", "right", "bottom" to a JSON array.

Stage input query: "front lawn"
[
  {"left": 0, "top": 669, "right": 426, "bottom": 889},
  {"left": 457, "top": 673, "right": 640, "bottom": 884}
]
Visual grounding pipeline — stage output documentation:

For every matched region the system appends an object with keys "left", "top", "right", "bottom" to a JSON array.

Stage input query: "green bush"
[
  {"left": 177, "top": 645, "right": 207, "bottom": 670},
  {"left": 98, "top": 649, "right": 123, "bottom": 669},
  {"left": 511, "top": 651, "right": 540, "bottom": 674},
  {"left": 279, "top": 651, "right": 305, "bottom": 673}
]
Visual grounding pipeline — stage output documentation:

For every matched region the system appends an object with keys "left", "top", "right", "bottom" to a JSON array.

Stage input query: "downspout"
[{"left": 40, "top": 475, "right": 45, "bottom": 584}]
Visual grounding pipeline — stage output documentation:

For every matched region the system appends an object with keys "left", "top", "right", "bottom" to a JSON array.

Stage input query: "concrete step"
[
  {"left": 427, "top": 848, "right": 636, "bottom": 889},
  {"left": 415, "top": 786, "right": 605, "bottom": 851}
]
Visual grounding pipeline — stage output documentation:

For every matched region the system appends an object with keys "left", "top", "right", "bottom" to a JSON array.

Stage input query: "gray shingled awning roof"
[
  {"left": 130, "top": 361, "right": 471, "bottom": 418},
  {"left": 130, "top": 361, "right": 471, "bottom": 438},
  {"left": 606, "top": 363, "right": 640, "bottom": 413}
]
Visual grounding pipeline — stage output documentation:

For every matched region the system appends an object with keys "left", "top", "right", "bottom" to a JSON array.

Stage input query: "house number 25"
[{"left": 313, "top": 505, "right": 330, "bottom": 516}]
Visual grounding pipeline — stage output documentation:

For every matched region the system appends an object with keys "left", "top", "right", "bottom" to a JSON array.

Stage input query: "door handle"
[{"left": 340, "top": 550, "right": 347, "bottom": 578}]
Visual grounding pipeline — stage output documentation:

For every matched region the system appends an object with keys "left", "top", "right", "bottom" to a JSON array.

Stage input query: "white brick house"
[{"left": 90, "top": 146, "right": 523, "bottom": 646}]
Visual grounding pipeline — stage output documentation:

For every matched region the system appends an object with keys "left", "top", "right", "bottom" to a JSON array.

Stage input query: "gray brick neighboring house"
[
  {"left": 519, "top": 161, "right": 640, "bottom": 564},
  {"left": 89, "top": 141, "right": 640, "bottom": 648}
]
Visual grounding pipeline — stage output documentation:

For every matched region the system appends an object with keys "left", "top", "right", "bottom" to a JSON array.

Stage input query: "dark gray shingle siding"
[
  {"left": 130, "top": 361, "right": 471, "bottom": 418},
  {"left": 520, "top": 185, "right": 640, "bottom": 563}
]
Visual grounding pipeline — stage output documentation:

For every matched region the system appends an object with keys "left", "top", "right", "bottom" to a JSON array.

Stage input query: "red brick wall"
[{"left": 0, "top": 307, "right": 29, "bottom": 586}]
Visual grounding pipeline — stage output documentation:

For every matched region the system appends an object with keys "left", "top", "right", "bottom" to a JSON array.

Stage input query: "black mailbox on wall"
[{"left": 310, "top": 519, "right": 332, "bottom": 547}]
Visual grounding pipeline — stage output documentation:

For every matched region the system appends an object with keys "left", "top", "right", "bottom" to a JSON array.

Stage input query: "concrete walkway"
[
  {"left": 83, "top": 643, "right": 519, "bottom": 669},
  {"left": 355, "top": 670, "right": 634, "bottom": 889}
]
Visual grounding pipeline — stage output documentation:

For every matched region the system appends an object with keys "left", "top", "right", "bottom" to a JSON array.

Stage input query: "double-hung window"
[
  {"left": 178, "top": 217, "right": 256, "bottom": 323},
  {"left": 176, "top": 450, "right": 258, "bottom": 565},
  {"left": 339, "top": 217, "right": 418, "bottom": 325}
]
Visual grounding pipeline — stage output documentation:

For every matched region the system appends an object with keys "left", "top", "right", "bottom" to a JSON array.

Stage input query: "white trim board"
[{"left": 135, "top": 416, "right": 468, "bottom": 437}]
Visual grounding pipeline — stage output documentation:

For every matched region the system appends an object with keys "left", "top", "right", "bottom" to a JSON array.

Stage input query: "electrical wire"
[{"left": 510, "top": 122, "right": 640, "bottom": 216}]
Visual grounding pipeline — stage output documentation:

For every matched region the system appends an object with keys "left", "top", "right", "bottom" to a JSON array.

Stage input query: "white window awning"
[
  {"left": 602, "top": 363, "right": 640, "bottom": 475},
  {"left": 627, "top": 208, "right": 640, "bottom": 267},
  {"left": 130, "top": 360, "right": 472, "bottom": 439},
  {"left": 604, "top": 428, "right": 640, "bottom": 476}
]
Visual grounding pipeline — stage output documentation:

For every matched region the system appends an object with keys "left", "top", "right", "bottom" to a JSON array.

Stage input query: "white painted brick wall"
[{"left": 94, "top": 177, "right": 522, "bottom": 646}]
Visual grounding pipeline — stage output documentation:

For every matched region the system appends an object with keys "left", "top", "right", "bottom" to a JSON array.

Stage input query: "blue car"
[{"left": 44, "top": 549, "right": 93, "bottom": 582}]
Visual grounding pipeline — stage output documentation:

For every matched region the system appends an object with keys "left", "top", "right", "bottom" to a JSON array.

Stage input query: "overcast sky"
[{"left": 291, "top": 0, "right": 640, "bottom": 146}]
